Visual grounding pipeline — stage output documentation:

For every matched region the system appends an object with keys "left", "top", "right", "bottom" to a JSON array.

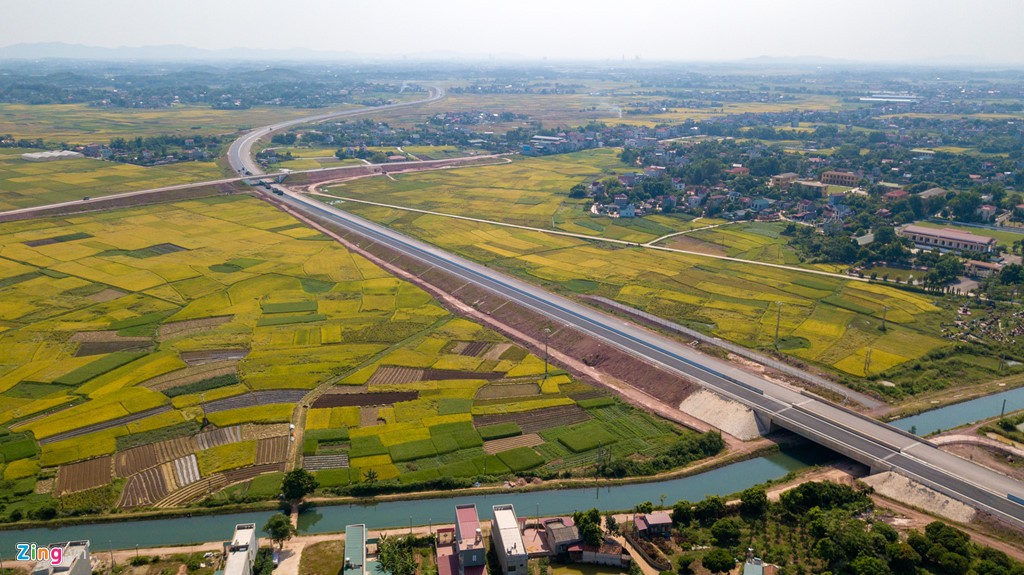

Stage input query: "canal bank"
[{"left": 0, "top": 447, "right": 832, "bottom": 550}]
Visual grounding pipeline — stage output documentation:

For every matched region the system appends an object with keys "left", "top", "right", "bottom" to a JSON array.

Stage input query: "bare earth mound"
[
  {"left": 678, "top": 389, "right": 764, "bottom": 441},
  {"left": 862, "top": 471, "right": 977, "bottom": 523}
]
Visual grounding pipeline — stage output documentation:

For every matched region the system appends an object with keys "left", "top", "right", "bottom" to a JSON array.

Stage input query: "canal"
[{"left": 0, "top": 447, "right": 830, "bottom": 551}]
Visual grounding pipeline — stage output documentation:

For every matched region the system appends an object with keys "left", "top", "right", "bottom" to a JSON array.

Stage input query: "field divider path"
[
  {"left": 643, "top": 221, "right": 739, "bottom": 246},
  {"left": 311, "top": 192, "right": 870, "bottom": 284}
]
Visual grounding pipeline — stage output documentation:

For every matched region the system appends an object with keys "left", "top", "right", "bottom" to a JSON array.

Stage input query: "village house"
[
  {"left": 634, "top": 512, "right": 673, "bottom": 539},
  {"left": 820, "top": 170, "right": 859, "bottom": 187},
  {"left": 898, "top": 225, "right": 997, "bottom": 254},
  {"left": 491, "top": 505, "right": 528, "bottom": 575},
  {"left": 770, "top": 172, "right": 799, "bottom": 189}
]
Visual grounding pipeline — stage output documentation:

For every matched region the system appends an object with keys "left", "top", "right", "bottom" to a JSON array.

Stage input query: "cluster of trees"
[{"left": 596, "top": 431, "right": 724, "bottom": 478}]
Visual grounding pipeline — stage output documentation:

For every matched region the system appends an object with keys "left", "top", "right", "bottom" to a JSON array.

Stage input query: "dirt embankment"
[{"left": 861, "top": 471, "right": 977, "bottom": 523}]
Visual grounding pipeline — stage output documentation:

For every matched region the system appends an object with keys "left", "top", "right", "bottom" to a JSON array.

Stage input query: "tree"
[
  {"left": 378, "top": 534, "right": 416, "bottom": 575},
  {"left": 701, "top": 548, "right": 735, "bottom": 574},
  {"left": 693, "top": 496, "right": 726, "bottom": 526},
  {"left": 573, "top": 508, "right": 603, "bottom": 546},
  {"left": 740, "top": 486, "right": 768, "bottom": 518},
  {"left": 671, "top": 501, "right": 692, "bottom": 526},
  {"left": 281, "top": 469, "right": 319, "bottom": 503},
  {"left": 263, "top": 513, "right": 296, "bottom": 549},
  {"left": 710, "top": 517, "right": 742, "bottom": 547},
  {"left": 364, "top": 469, "right": 379, "bottom": 484},
  {"left": 604, "top": 514, "right": 618, "bottom": 533},
  {"left": 676, "top": 554, "right": 697, "bottom": 575},
  {"left": 851, "top": 555, "right": 892, "bottom": 575}
]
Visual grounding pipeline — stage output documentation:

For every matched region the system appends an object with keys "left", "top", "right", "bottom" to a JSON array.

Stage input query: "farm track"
[
  {"left": 39, "top": 405, "right": 173, "bottom": 445},
  {"left": 482, "top": 433, "right": 545, "bottom": 454},
  {"left": 55, "top": 455, "right": 112, "bottom": 495}
]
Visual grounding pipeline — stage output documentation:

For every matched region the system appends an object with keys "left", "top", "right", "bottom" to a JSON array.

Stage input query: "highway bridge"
[{"left": 214, "top": 81, "right": 1022, "bottom": 529}]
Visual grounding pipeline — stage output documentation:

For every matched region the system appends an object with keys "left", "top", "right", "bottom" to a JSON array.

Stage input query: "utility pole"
[
  {"left": 1001, "top": 399, "right": 1007, "bottom": 419},
  {"left": 881, "top": 305, "right": 888, "bottom": 332},
  {"left": 543, "top": 326, "right": 552, "bottom": 378},
  {"left": 863, "top": 348, "right": 872, "bottom": 376},
  {"left": 774, "top": 302, "right": 783, "bottom": 349}
]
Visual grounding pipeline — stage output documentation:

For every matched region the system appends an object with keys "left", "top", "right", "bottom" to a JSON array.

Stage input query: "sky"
[{"left": 2, "top": 0, "right": 1023, "bottom": 64}]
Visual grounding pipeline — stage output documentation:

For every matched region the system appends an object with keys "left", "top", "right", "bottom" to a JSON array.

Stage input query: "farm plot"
[
  {"left": 337, "top": 205, "right": 948, "bottom": 378},
  {"left": 303, "top": 454, "right": 350, "bottom": 471},
  {"left": 158, "top": 316, "right": 233, "bottom": 340},
  {"left": 473, "top": 405, "right": 591, "bottom": 433},
  {"left": 475, "top": 382, "right": 541, "bottom": 400},
  {"left": 55, "top": 456, "right": 112, "bottom": 495},
  {"left": 38, "top": 405, "right": 173, "bottom": 445},
  {"left": 202, "top": 390, "right": 307, "bottom": 414},
  {"left": 453, "top": 341, "right": 490, "bottom": 357},
  {"left": 255, "top": 436, "right": 289, "bottom": 464},
  {"left": 312, "top": 391, "right": 419, "bottom": 408},
  {"left": 223, "top": 462, "right": 286, "bottom": 484},
  {"left": 194, "top": 425, "right": 242, "bottom": 450},
  {"left": 367, "top": 366, "right": 425, "bottom": 385},
  {"left": 181, "top": 349, "right": 249, "bottom": 366},
  {"left": 172, "top": 454, "right": 201, "bottom": 486},
  {"left": 483, "top": 433, "right": 544, "bottom": 455},
  {"left": 117, "top": 467, "right": 171, "bottom": 508},
  {"left": 0, "top": 195, "right": 712, "bottom": 506}
]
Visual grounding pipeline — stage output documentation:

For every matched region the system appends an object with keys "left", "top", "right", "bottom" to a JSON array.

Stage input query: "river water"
[
  {"left": 0, "top": 447, "right": 829, "bottom": 551},
  {"left": 889, "top": 385, "right": 1024, "bottom": 436},
  {"left": 4, "top": 385, "right": 1022, "bottom": 551}
]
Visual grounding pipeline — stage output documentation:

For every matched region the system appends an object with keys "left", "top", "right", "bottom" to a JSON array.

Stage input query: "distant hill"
[{"left": 0, "top": 42, "right": 367, "bottom": 62}]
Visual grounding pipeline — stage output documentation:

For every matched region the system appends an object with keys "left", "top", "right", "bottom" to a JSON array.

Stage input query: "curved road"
[
  {"left": 227, "top": 85, "right": 445, "bottom": 176},
  {"left": 221, "top": 86, "right": 1024, "bottom": 529}
]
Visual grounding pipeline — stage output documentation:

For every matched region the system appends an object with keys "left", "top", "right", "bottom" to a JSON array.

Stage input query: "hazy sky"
[{"left": 2, "top": 0, "right": 1023, "bottom": 63}]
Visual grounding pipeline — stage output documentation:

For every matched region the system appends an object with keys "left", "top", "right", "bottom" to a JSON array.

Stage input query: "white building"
[
  {"left": 224, "top": 523, "right": 259, "bottom": 575},
  {"left": 31, "top": 541, "right": 90, "bottom": 575},
  {"left": 491, "top": 505, "right": 528, "bottom": 575}
]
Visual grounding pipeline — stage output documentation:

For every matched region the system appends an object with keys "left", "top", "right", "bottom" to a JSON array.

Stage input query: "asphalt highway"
[
  {"left": 227, "top": 86, "right": 445, "bottom": 175},
  {"left": 225, "top": 83, "right": 1024, "bottom": 529},
  {"left": 271, "top": 186, "right": 1024, "bottom": 529}
]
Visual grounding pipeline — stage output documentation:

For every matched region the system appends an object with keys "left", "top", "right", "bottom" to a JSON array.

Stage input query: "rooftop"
[
  {"left": 901, "top": 224, "right": 996, "bottom": 245},
  {"left": 493, "top": 505, "right": 527, "bottom": 557},
  {"left": 456, "top": 504, "right": 483, "bottom": 551},
  {"left": 344, "top": 524, "right": 367, "bottom": 575}
]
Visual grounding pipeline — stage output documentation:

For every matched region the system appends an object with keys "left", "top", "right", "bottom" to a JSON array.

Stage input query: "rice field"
[
  {"left": 0, "top": 154, "right": 226, "bottom": 211},
  {"left": 0, "top": 103, "right": 362, "bottom": 141},
  {"left": 0, "top": 194, "right": 692, "bottom": 514},
  {"left": 332, "top": 203, "right": 949, "bottom": 379},
  {"left": 321, "top": 149, "right": 704, "bottom": 242}
]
